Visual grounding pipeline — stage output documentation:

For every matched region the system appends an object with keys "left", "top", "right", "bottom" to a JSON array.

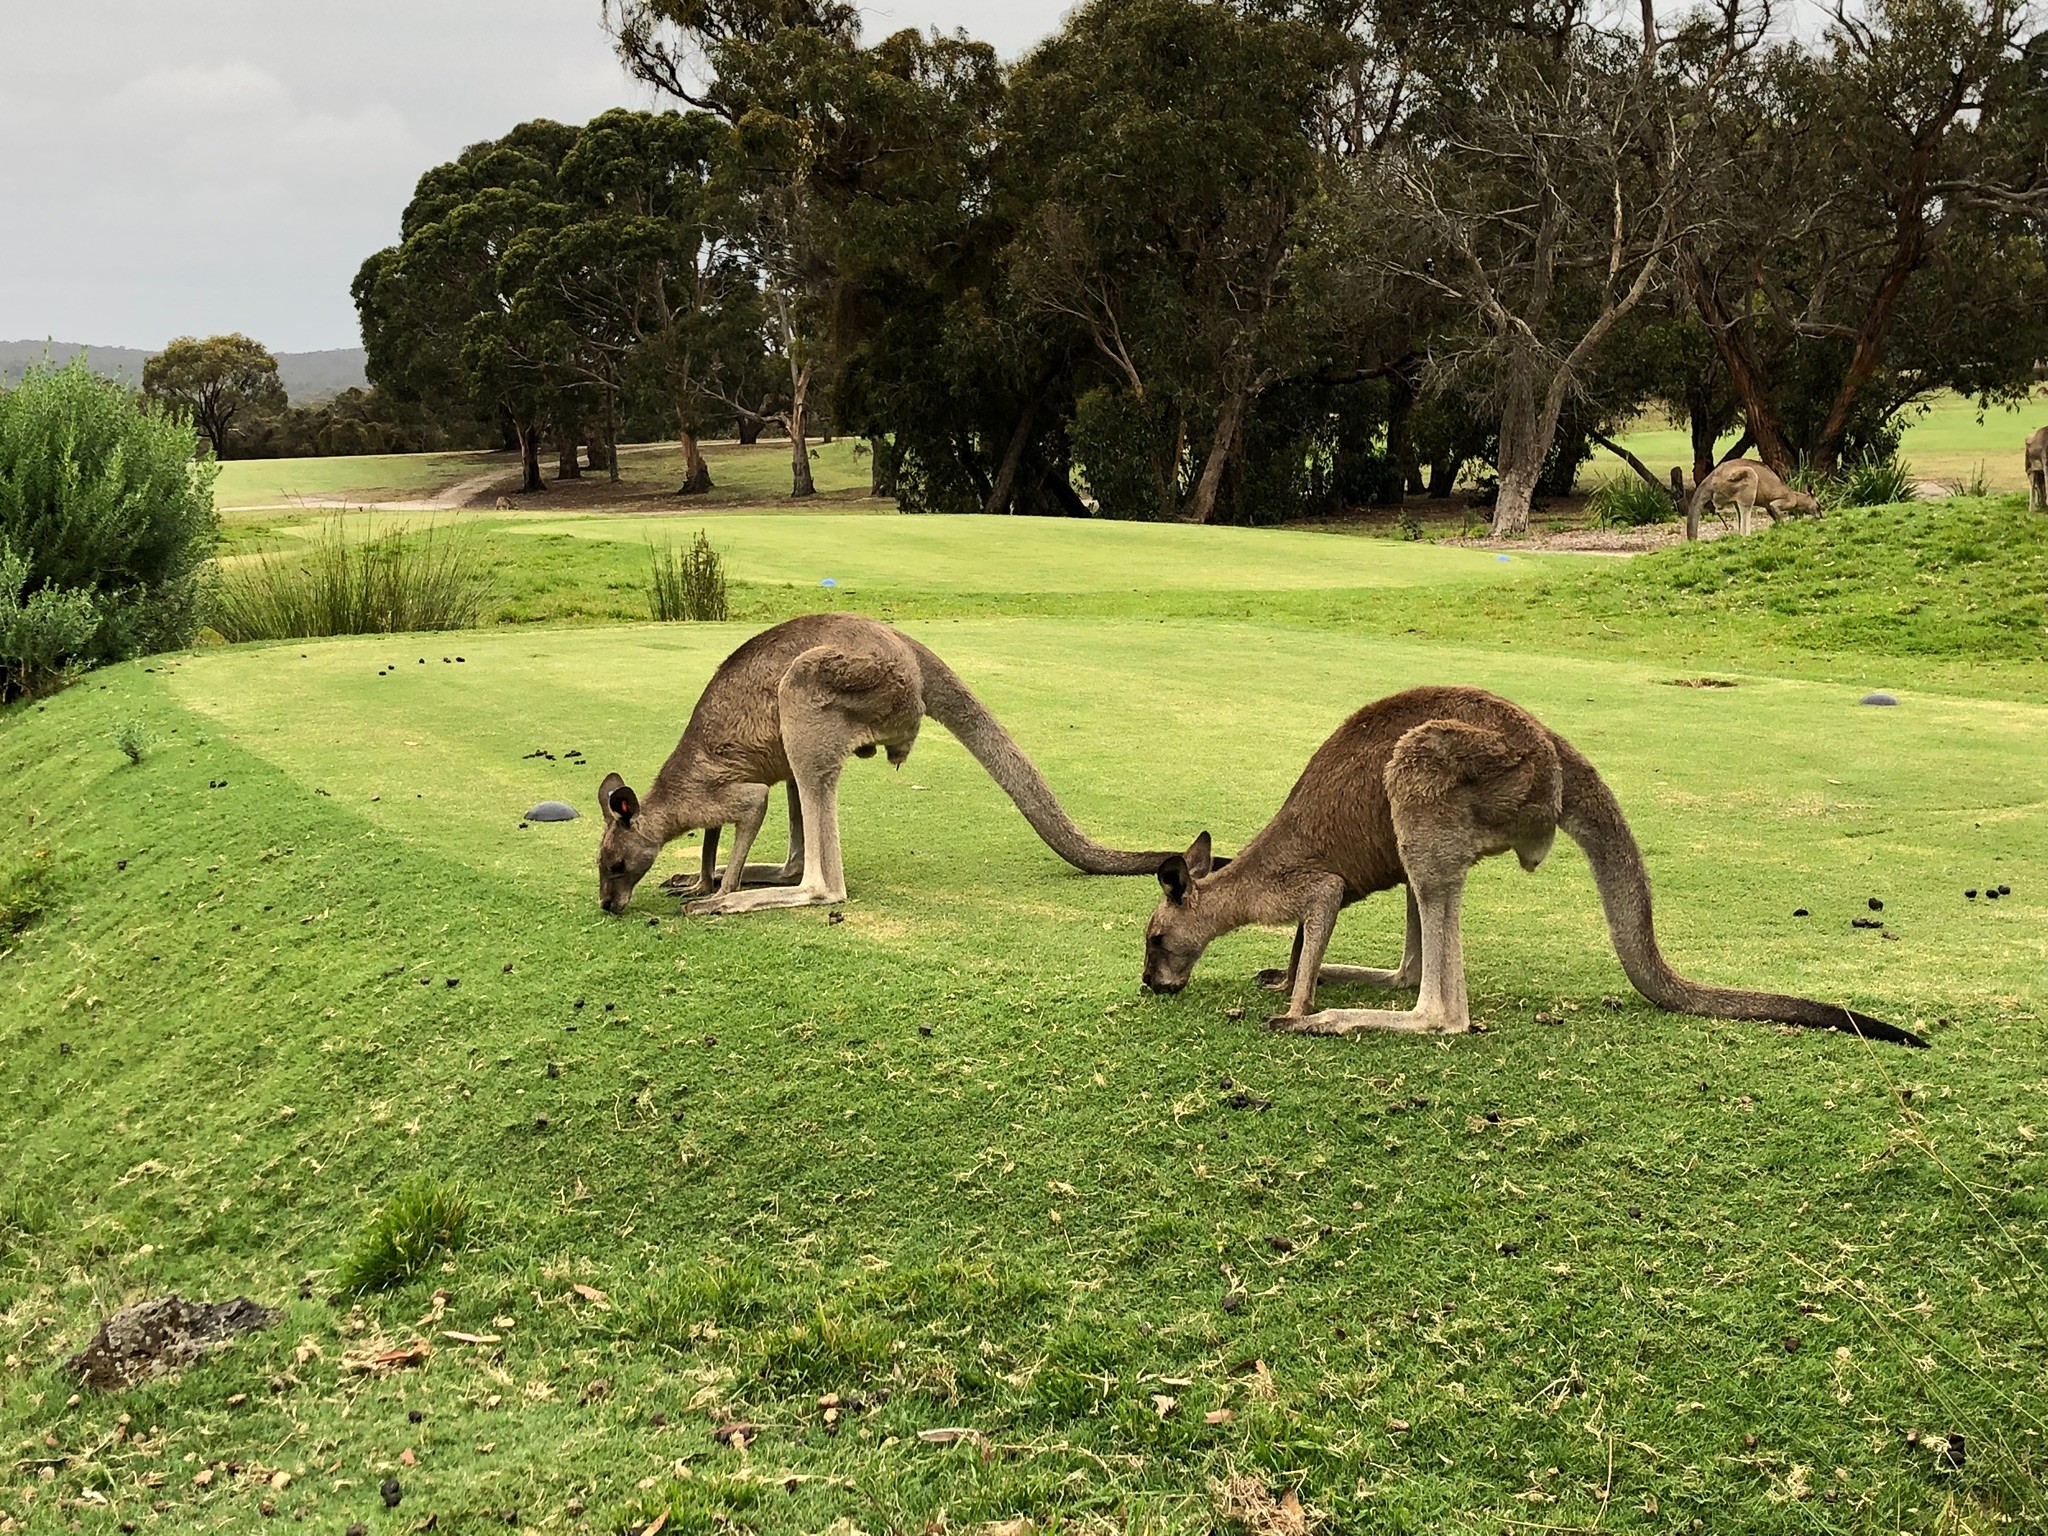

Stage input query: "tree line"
[{"left": 353, "top": 0, "right": 2048, "bottom": 536}]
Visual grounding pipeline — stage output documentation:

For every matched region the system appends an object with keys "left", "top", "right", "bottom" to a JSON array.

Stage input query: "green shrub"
[
  {"left": 333, "top": 1177, "right": 471, "bottom": 1294},
  {"left": 648, "top": 531, "right": 728, "bottom": 622},
  {"left": 1071, "top": 387, "right": 1172, "bottom": 520},
  {"left": 111, "top": 717, "right": 151, "bottom": 765},
  {"left": 209, "top": 517, "right": 492, "bottom": 641},
  {"left": 0, "top": 358, "right": 217, "bottom": 697},
  {"left": 1586, "top": 474, "right": 1678, "bottom": 528},
  {"left": 1833, "top": 452, "right": 1917, "bottom": 509}
]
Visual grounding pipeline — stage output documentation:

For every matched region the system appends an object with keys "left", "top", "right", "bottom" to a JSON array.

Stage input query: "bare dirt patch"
[{"left": 65, "top": 1295, "right": 279, "bottom": 1391}]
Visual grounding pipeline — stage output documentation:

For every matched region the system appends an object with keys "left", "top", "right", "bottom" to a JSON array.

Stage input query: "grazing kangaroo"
[
  {"left": 1140, "top": 686, "right": 1925, "bottom": 1048},
  {"left": 597, "top": 614, "right": 1169, "bottom": 915},
  {"left": 2026, "top": 425, "right": 2047, "bottom": 511},
  {"left": 1689, "top": 459, "right": 1819, "bottom": 535}
]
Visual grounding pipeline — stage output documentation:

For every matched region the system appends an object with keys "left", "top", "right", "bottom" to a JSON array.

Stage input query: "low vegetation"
[
  {"left": 0, "top": 358, "right": 217, "bottom": 698},
  {"left": 1585, "top": 474, "right": 1678, "bottom": 528},
  {"left": 647, "top": 529, "right": 728, "bottom": 622},
  {"left": 332, "top": 1178, "right": 473, "bottom": 1295},
  {"left": 208, "top": 516, "right": 493, "bottom": 641}
]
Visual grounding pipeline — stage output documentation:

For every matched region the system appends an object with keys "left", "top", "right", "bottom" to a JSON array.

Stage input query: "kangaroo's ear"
[
  {"left": 600, "top": 773, "right": 638, "bottom": 826},
  {"left": 1158, "top": 854, "right": 1191, "bottom": 905},
  {"left": 1185, "top": 831, "right": 1213, "bottom": 881}
]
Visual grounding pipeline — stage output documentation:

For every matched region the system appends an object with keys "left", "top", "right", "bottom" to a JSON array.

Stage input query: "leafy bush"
[
  {"left": 0, "top": 358, "right": 218, "bottom": 697},
  {"left": 1832, "top": 452, "right": 1918, "bottom": 509},
  {"left": 111, "top": 717, "right": 151, "bottom": 765},
  {"left": 333, "top": 1177, "right": 471, "bottom": 1294},
  {"left": 1071, "top": 387, "right": 1172, "bottom": 520},
  {"left": 648, "top": 530, "right": 728, "bottom": 622},
  {"left": 1587, "top": 474, "right": 1679, "bottom": 528},
  {"left": 209, "top": 517, "right": 492, "bottom": 641}
]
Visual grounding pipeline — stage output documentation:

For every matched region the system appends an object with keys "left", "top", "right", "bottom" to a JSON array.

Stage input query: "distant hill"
[{"left": 0, "top": 340, "right": 368, "bottom": 405}]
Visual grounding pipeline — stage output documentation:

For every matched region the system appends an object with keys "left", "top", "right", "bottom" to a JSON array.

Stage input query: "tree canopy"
[{"left": 355, "top": 0, "right": 2048, "bottom": 529}]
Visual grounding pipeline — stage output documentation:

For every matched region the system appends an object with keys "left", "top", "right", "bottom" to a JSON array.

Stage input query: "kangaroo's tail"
[
  {"left": 909, "top": 640, "right": 1173, "bottom": 875},
  {"left": 1555, "top": 738, "right": 1926, "bottom": 1048}
]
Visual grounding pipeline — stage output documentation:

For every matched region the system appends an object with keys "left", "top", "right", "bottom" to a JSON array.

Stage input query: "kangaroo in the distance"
[
  {"left": 1141, "top": 686, "right": 1925, "bottom": 1048},
  {"left": 1690, "top": 459, "right": 1819, "bottom": 535},
  {"left": 597, "top": 614, "right": 1169, "bottom": 915},
  {"left": 2025, "top": 425, "right": 2046, "bottom": 511}
]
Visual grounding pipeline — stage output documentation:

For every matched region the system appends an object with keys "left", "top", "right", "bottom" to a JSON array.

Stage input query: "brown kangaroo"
[
  {"left": 2025, "top": 424, "right": 2047, "bottom": 511},
  {"left": 1689, "top": 459, "right": 1819, "bottom": 535},
  {"left": 597, "top": 614, "right": 1169, "bottom": 915},
  {"left": 1141, "top": 686, "right": 1925, "bottom": 1048}
]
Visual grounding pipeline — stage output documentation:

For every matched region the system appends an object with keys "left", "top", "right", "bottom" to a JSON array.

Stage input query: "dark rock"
[
  {"left": 524, "top": 801, "right": 580, "bottom": 823},
  {"left": 65, "top": 1295, "right": 279, "bottom": 1391},
  {"left": 1965, "top": 890, "right": 1976, "bottom": 899},
  {"left": 1868, "top": 898, "right": 1884, "bottom": 912},
  {"left": 1793, "top": 908, "right": 1809, "bottom": 917},
  {"left": 409, "top": 1409, "right": 424, "bottom": 1423},
  {"left": 1860, "top": 692, "right": 1899, "bottom": 706},
  {"left": 1999, "top": 884, "right": 2011, "bottom": 895}
]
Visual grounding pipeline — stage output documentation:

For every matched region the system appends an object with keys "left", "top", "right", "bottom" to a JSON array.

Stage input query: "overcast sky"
[{"left": 0, "top": 1, "right": 1074, "bottom": 354}]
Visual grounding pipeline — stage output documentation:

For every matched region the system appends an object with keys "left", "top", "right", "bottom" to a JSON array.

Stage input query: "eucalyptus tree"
[
  {"left": 141, "top": 334, "right": 285, "bottom": 459},
  {"left": 1005, "top": 0, "right": 1342, "bottom": 523},
  {"left": 354, "top": 121, "right": 581, "bottom": 492},
  {"left": 1667, "top": 0, "right": 2048, "bottom": 473}
]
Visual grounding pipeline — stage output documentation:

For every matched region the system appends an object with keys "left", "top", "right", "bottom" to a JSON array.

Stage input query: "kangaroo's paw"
[
  {"left": 1254, "top": 968, "right": 1290, "bottom": 991},
  {"left": 662, "top": 873, "right": 709, "bottom": 897},
  {"left": 1267, "top": 1007, "right": 1467, "bottom": 1036}
]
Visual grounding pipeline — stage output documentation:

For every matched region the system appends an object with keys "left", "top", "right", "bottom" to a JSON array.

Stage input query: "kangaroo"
[
  {"left": 597, "top": 614, "right": 1170, "bottom": 915},
  {"left": 1689, "top": 459, "right": 1819, "bottom": 535},
  {"left": 1140, "top": 686, "right": 1925, "bottom": 1048},
  {"left": 2026, "top": 425, "right": 2047, "bottom": 511}
]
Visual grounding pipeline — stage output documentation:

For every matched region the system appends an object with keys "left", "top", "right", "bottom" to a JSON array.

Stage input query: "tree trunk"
[
  {"left": 737, "top": 414, "right": 762, "bottom": 446},
  {"left": 1381, "top": 374, "right": 1415, "bottom": 506},
  {"left": 1678, "top": 251, "right": 1796, "bottom": 476},
  {"left": 1684, "top": 372, "right": 1717, "bottom": 489},
  {"left": 1490, "top": 370, "right": 1541, "bottom": 538},
  {"left": 556, "top": 432, "right": 581, "bottom": 480},
  {"left": 868, "top": 435, "right": 896, "bottom": 498},
  {"left": 518, "top": 421, "right": 544, "bottom": 493},
  {"left": 982, "top": 399, "right": 1039, "bottom": 516},
  {"left": 676, "top": 419, "right": 712, "bottom": 495},
  {"left": 1427, "top": 457, "right": 1457, "bottom": 498},
  {"left": 1182, "top": 392, "right": 1246, "bottom": 524},
  {"left": 788, "top": 368, "right": 815, "bottom": 499}
]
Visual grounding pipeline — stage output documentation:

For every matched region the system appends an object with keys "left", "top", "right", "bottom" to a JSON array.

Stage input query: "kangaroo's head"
[
  {"left": 1143, "top": 832, "right": 1227, "bottom": 995},
  {"left": 596, "top": 772, "right": 661, "bottom": 914}
]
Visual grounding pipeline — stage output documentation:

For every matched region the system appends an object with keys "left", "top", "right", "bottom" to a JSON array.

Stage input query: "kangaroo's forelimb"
[{"left": 1258, "top": 887, "right": 1422, "bottom": 993}]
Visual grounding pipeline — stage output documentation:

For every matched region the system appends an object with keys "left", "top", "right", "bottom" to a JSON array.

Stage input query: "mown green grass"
[
  {"left": 211, "top": 450, "right": 503, "bottom": 511},
  {"left": 3, "top": 598, "right": 2044, "bottom": 1533},
  {"left": 212, "top": 438, "right": 874, "bottom": 515},
  {"left": 1602, "top": 388, "right": 2048, "bottom": 492}
]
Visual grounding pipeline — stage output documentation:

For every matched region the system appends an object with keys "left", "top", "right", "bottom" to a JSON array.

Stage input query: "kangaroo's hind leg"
[{"left": 1259, "top": 887, "right": 1421, "bottom": 991}]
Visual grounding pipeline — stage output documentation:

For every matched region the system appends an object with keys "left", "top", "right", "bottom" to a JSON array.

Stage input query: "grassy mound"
[{"left": 3, "top": 620, "right": 2044, "bottom": 1532}]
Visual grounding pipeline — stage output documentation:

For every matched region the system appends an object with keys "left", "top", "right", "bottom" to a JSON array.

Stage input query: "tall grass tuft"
[
  {"left": 1833, "top": 453, "right": 1918, "bottom": 508},
  {"left": 648, "top": 530, "right": 729, "bottom": 622},
  {"left": 209, "top": 517, "right": 493, "bottom": 642},
  {"left": 333, "top": 1177, "right": 471, "bottom": 1294},
  {"left": 0, "top": 849, "right": 56, "bottom": 937},
  {"left": 1586, "top": 474, "right": 1679, "bottom": 528}
]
